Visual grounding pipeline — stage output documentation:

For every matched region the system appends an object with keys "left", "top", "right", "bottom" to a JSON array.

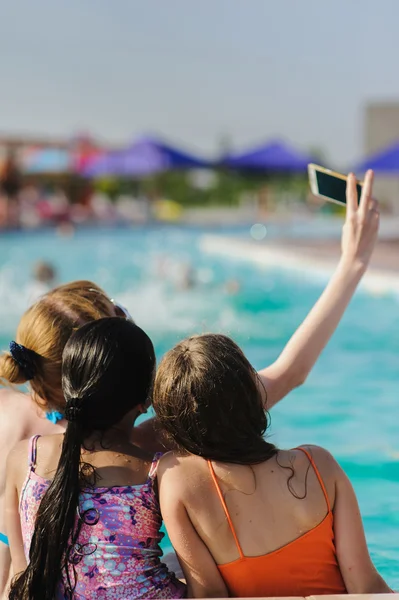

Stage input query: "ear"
[{"left": 137, "top": 403, "right": 148, "bottom": 415}]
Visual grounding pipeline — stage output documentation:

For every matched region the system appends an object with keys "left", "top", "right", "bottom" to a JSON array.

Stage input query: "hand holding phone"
[
  {"left": 308, "top": 164, "right": 363, "bottom": 206},
  {"left": 341, "top": 170, "right": 379, "bottom": 270},
  {"left": 308, "top": 164, "right": 379, "bottom": 269}
]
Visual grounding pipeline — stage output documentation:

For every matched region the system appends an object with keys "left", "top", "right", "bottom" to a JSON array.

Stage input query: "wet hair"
[
  {"left": 9, "top": 317, "right": 156, "bottom": 600},
  {"left": 0, "top": 280, "right": 116, "bottom": 411},
  {"left": 153, "top": 333, "right": 277, "bottom": 465}
]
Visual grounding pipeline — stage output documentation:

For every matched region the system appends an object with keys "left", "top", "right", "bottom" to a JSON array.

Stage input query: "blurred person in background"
[
  {"left": 33, "top": 261, "right": 56, "bottom": 286},
  {"left": 28, "top": 261, "right": 57, "bottom": 302},
  {"left": 224, "top": 279, "right": 241, "bottom": 295},
  {"left": 0, "top": 150, "right": 22, "bottom": 229},
  {"left": 177, "top": 262, "right": 196, "bottom": 290},
  {"left": 18, "top": 185, "right": 42, "bottom": 230},
  {"left": 36, "top": 185, "right": 70, "bottom": 227}
]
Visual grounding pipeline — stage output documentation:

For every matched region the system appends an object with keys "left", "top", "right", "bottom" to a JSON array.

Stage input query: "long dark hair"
[
  {"left": 153, "top": 333, "right": 277, "bottom": 465},
  {"left": 9, "top": 317, "right": 156, "bottom": 600}
]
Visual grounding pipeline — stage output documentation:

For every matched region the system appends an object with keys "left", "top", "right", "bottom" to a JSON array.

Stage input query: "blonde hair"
[{"left": 0, "top": 281, "right": 115, "bottom": 411}]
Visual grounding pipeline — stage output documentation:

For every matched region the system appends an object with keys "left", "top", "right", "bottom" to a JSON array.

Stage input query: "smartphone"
[{"left": 308, "top": 164, "right": 363, "bottom": 206}]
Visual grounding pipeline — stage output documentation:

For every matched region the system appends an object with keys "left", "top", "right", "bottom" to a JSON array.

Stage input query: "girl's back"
[
  {"left": 159, "top": 445, "right": 345, "bottom": 597},
  {"left": 10, "top": 433, "right": 184, "bottom": 599}
]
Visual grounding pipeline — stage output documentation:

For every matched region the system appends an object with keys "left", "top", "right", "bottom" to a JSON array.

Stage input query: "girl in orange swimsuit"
[
  {"left": 154, "top": 334, "right": 392, "bottom": 598},
  {"left": 153, "top": 172, "right": 392, "bottom": 598},
  {"left": 206, "top": 447, "right": 345, "bottom": 597}
]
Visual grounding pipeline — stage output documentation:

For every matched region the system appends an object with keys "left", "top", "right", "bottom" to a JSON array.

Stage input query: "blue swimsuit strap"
[{"left": 0, "top": 532, "right": 9, "bottom": 546}]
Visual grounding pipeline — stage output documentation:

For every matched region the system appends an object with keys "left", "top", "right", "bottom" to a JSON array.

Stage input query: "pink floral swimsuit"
[{"left": 19, "top": 435, "right": 186, "bottom": 599}]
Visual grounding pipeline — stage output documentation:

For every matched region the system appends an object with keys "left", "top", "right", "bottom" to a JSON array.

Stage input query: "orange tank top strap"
[
  {"left": 295, "top": 447, "right": 331, "bottom": 513},
  {"left": 207, "top": 460, "right": 244, "bottom": 559}
]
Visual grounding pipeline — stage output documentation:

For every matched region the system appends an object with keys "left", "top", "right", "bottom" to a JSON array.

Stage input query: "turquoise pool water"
[{"left": 0, "top": 225, "right": 398, "bottom": 588}]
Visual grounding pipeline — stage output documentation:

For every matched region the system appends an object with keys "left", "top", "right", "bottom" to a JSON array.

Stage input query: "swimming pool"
[{"left": 1, "top": 225, "right": 398, "bottom": 588}]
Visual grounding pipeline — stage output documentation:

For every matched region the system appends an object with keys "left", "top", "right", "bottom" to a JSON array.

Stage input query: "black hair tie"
[
  {"left": 65, "top": 397, "right": 83, "bottom": 422},
  {"left": 9, "top": 341, "right": 37, "bottom": 380}
]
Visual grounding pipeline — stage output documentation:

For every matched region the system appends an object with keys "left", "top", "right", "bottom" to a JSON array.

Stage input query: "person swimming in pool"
[
  {"left": 0, "top": 171, "right": 381, "bottom": 592},
  {"left": 153, "top": 172, "right": 392, "bottom": 597},
  {"left": 26, "top": 261, "right": 58, "bottom": 304}
]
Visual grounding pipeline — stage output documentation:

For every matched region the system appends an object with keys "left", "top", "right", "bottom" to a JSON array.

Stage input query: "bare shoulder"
[
  {"left": 158, "top": 452, "right": 201, "bottom": 490},
  {"left": 33, "top": 433, "right": 64, "bottom": 459},
  {"left": 9, "top": 433, "right": 62, "bottom": 463},
  {"left": 6, "top": 437, "right": 31, "bottom": 471},
  {"left": 277, "top": 444, "right": 337, "bottom": 468},
  {"left": 297, "top": 445, "right": 342, "bottom": 501},
  {"left": 0, "top": 388, "right": 17, "bottom": 404},
  {"left": 0, "top": 388, "right": 31, "bottom": 412},
  {"left": 158, "top": 451, "right": 184, "bottom": 476},
  {"left": 279, "top": 445, "right": 341, "bottom": 484},
  {"left": 297, "top": 444, "right": 340, "bottom": 472},
  {"left": 0, "top": 390, "right": 33, "bottom": 451},
  {"left": 273, "top": 445, "right": 340, "bottom": 510},
  {"left": 133, "top": 417, "right": 170, "bottom": 453},
  {"left": 0, "top": 389, "right": 62, "bottom": 437},
  {"left": 6, "top": 437, "right": 38, "bottom": 495},
  {"left": 0, "top": 389, "right": 38, "bottom": 428}
]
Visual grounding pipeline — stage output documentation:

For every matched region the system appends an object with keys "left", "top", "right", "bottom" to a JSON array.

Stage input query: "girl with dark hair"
[
  {"left": 0, "top": 280, "right": 164, "bottom": 592},
  {"left": 153, "top": 173, "right": 392, "bottom": 597},
  {"left": 5, "top": 318, "right": 185, "bottom": 599}
]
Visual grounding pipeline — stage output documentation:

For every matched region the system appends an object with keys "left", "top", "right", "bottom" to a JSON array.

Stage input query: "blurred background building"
[{"left": 364, "top": 102, "right": 399, "bottom": 213}]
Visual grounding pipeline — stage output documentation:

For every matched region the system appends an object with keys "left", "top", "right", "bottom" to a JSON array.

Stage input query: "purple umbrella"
[
  {"left": 84, "top": 136, "right": 209, "bottom": 177},
  {"left": 221, "top": 139, "right": 313, "bottom": 172}
]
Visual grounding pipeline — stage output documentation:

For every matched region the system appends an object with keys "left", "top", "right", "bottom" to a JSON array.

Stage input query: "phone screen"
[{"left": 315, "top": 170, "right": 362, "bottom": 205}]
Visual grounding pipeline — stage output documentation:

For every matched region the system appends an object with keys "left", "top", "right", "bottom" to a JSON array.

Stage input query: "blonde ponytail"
[{"left": 0, "top": 352, "right": 28, "bottom": 385}]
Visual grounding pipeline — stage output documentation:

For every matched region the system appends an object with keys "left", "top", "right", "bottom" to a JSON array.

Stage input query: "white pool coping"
[{"left": 200, "top": 235, "right": 399, "bottom": 297}]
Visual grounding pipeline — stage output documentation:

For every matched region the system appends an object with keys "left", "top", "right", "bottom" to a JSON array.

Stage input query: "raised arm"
[{"left": 259, "top": 170, "right": 379, "bottom": 408}]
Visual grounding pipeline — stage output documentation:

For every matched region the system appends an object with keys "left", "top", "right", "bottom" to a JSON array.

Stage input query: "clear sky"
[{"left": 1, "top": 0, "right": 398, "bottom": 165}]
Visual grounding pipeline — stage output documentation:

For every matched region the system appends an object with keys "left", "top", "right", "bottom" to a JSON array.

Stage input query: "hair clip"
[{"left": 9, "top": 341, "right": 36, "bottom": 380}]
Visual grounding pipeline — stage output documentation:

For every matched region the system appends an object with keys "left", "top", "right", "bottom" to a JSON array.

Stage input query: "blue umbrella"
[
  {"left": 221, "top": 139, "right": 313, "bottom": 172},
  {"left": 354, "top": 141, "right": 399, "bottom": 173},
  {"left": 84, "top": 136, "right": 209, "bottom": 177}
]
